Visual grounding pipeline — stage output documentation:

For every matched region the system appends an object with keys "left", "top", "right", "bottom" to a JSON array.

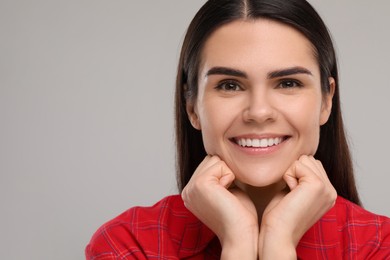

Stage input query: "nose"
[{"left": 242, "top": 90, "right": 277, "bottom": 124}]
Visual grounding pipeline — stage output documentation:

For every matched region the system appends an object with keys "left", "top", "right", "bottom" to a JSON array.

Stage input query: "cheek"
[
  {"left": 289, "top": 99, "right": 322, "bottom": 153},
  {"left": 303, "top": 118, "right": 321, "bottom": 155},
  {"left": 197, "top": 100, "right": 237, "bottom": 154}
]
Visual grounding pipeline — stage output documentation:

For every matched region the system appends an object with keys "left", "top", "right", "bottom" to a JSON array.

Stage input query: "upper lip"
[
  {"left": 230, "top": 134, "right": 290, "bottom": 144},
  {"left": 231, "top": 133, "right": 290, "bottom": 140}
]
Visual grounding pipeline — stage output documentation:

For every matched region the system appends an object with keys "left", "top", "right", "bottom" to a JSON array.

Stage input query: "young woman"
[{"left": 86, "top": 0, "right": 390, "bottom": 259}]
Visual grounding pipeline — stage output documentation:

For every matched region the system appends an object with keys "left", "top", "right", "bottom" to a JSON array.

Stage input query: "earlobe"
[
  {"left": 186, "top": 100, "right": 201, "bottom": 130},
  {"left": 320, "top": 77, "right": 336, "bottom": 126}
]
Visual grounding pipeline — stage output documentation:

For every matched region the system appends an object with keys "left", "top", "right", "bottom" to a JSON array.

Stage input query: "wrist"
[
  {"left": 220, "top": 229, "right": 258, "bottom": 260},
  {"left": 221, "top": 244, "right": 258, "bottom": 260},
  {"left": 259, "top": 227, "right": 297, "bottom": 260}
]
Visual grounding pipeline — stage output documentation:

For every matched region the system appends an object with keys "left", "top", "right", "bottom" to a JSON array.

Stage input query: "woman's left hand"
[{"left": 258, "top": 155, "right": 337, "bottom": 259}]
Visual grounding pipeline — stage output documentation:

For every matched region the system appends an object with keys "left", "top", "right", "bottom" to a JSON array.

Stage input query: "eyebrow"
[
  {"left": 206, "top": 67, "right": 248, "bottom": 78},
  {"left": 205, "top": 66, "right": 313, "bottom": 79},
  {"left": 267, "top": 66, "right": 313, "bottom": 79}
]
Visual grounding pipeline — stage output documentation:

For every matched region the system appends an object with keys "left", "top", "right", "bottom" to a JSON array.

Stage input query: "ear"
[
  {"left": 186, "top": 97, "right": 201, "bottom": 130},
  {"left": 320, "top": 77, "right": 335, "bottom": 126}
]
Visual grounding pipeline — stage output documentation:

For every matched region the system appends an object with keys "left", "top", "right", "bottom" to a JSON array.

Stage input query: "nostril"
[{"left": 242, "top": 104, "right": 277, "bottom": 124}]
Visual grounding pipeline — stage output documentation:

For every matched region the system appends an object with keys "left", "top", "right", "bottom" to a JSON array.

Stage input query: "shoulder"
[
  {"left": 297, "top": 196, "right": 390, "bottom": 259},
  {"left": 334, "top": 196, "right": 390, "bottom": 232},
  {"left": 334, "top": 196, "right": 390, "bottom": 257},
  {"left": 85, "top": 195, "right": 217, "bottom": 259}
]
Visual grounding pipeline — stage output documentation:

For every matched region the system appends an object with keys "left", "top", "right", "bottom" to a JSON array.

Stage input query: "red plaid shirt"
[{"left": 86, "top": 195, "right": 390, "bottom": 259}]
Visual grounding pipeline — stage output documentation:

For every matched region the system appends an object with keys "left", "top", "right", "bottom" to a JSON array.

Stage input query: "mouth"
[{"left": 232, "top": 136, "right": 289, "bottom": 148}]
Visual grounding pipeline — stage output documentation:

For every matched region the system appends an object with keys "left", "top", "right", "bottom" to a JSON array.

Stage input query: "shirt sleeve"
[
  {"left": 85, "top": 216, "right": 148, "bottom": 260},
  {"left": 85, "top": 195, "right": 218, "bottom": 260},
  {"left": 336, "top": 197, "right": 390, "bottom": 259},
  {"left": 360, "top": 215, "right": 390, "bottom": 259}
]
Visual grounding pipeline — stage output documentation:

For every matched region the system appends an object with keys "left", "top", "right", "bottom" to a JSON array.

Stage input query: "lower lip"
[{"left": 231, "top": 138, "right": 288, "bottom": 156}]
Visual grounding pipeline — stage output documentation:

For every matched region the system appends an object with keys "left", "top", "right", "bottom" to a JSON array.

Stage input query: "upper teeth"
[{"left": 237, "top": 137, "right": 283, "bottom": 148}]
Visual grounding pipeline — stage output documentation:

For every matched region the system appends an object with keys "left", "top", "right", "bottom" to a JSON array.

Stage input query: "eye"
[
  {"left": 278, "top": 79, "right": 303, "bottom": 89},
  {"left": 215, "top": 80, "right": 242, "bottom": 91}
]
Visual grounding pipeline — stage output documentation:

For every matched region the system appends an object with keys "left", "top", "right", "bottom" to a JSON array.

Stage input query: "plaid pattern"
[
  {"left": 86, "top": 196, "right": 390, "bottom": 259},
  {"left": 297, "top": 196, "right": 390, "bottom": 259}
]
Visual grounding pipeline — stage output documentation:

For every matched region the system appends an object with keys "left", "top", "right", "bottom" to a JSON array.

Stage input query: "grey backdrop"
[{"left": 1, "top": 1, "right": 389, "bottom": 259}]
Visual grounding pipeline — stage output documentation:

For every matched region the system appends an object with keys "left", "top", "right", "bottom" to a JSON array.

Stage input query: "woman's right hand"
[{"left": 181, "top": 155, "right": 258, "bottom": 259}]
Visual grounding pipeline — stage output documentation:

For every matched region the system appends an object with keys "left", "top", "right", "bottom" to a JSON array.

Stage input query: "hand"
[
  {"left": 181, "top": 155, "right": 258, "bottom": 259},
  {"left": 258, "top": 155, "right": 337, "bottom": 259}
]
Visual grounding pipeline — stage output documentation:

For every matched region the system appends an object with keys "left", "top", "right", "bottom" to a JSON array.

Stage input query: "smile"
[{"left": 236, "top": 137, "right": 284, "bottom": 148}]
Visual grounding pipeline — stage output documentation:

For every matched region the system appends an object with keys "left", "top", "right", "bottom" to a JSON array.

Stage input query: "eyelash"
[
  {"left": 215, "top": 80, "right": 242, "bottom": 91},
  {"left": 278, "top": 79, "right": 303, "bottom": 89},
  {"left": 215, "top": 79, "right": 303, "bottom": 91}
]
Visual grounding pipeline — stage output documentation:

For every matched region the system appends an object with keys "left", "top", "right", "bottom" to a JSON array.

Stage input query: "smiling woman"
[
  {"left": 186, "top": 19, "right": 333, "bottom": 190},
  {"left": 85, "top": 0, "right": 390, "bottom": 259}
]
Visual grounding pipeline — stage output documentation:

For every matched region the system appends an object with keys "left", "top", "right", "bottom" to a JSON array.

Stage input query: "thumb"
[{"left": 218, "top": 163, "right": 235, "bottom": 188}]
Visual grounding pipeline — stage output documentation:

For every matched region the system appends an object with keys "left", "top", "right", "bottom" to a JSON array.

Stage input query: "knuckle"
[
  {"left": 298, "top": 155, "right": 308, "bottom": 162},
  {"left": 324, "top": 186, "right": 337, "bottom": 208},
  {"left": 310, "top": 178, "right": 324, "bottom": 191},
  {"left": 330, "top": 188, "right": 337, "bottom": 203},
  {"left": 181, "top": 187, "right": 189, "bottom": 202},
  {"left": 315, "top": 159, "right": 324, "bottom": 167},
  {"left": 192, "top": 177, "right": 204, "bottom": 190}
]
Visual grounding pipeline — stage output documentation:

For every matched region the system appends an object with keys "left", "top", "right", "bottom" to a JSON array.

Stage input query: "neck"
[{"left": 235, "top": 180, "right": 287, "bottom": 223}]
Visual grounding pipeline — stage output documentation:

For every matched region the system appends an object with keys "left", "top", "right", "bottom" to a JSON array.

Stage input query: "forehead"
[{"left": 199, "top": 19, "right": 319, "bottom": 78}]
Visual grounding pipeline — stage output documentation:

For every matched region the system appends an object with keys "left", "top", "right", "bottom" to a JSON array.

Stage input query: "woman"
[{"left": 86, "top": 0, "right": 390, "bottom": 259}]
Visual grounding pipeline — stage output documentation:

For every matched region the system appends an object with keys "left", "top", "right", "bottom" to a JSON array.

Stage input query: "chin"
[{"left": 233, "top": 167, "right": 286, "bottom": 188}]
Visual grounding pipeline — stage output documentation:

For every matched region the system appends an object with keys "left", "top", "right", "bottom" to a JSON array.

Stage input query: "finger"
[
  {"left": 298, "top": 155, "right": 329, "bottom": 184},
  {"left": 196, "top": 155, "right": 218, "bottom": 172},
  {"left": 298, "top": 156, "right": 321, "bottom": 177},
  {"left": 191, "top": 155, "right": 221, "bottom": 179},
  {"left": 186, "top": 155, "right": 235, "bottom": 192},
  {"left": 181, "top": 155, "right": 217, "bottom": 201},
  {"left": 286, "top": 158, "right": 337, "bottom": 206},
  {"left": 285, "top": 159, "right": 321, "bottom": 185},
  {"left": 313, "top": 159, "right": 331, "bottom": 184},
  {"left": 301, "top": 156, "right": 333, "bottom": 187},
  {"left": 283, "top": 162, "right": 299, "bottom": 190},
  {"left": 312, "top": 159, "right": 337, "bottom": 200},
  {"left": 201, "top": 156, "right": 234, "bottom": 186},
  {"left": 218, "top": 162, "right": 235, "bottom": 188}
]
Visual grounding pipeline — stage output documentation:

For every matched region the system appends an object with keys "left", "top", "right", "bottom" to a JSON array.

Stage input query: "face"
[{"left": 187, "top": 19, "right": 334, "bottom": 187}]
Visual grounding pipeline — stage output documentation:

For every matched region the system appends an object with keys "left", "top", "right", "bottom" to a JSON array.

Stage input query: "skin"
[{"left": 182, "top": 19, "right": 337, "bottom": 259}]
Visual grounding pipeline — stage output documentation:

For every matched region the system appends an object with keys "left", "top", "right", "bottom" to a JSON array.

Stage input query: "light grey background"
[{"left": 1, "top": 1, "right": 389, "bottom": 259}]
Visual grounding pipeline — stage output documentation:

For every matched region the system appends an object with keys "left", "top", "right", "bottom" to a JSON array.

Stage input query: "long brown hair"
[{"left": 174, "top": 0, "right": 361, "bottom": 205}]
